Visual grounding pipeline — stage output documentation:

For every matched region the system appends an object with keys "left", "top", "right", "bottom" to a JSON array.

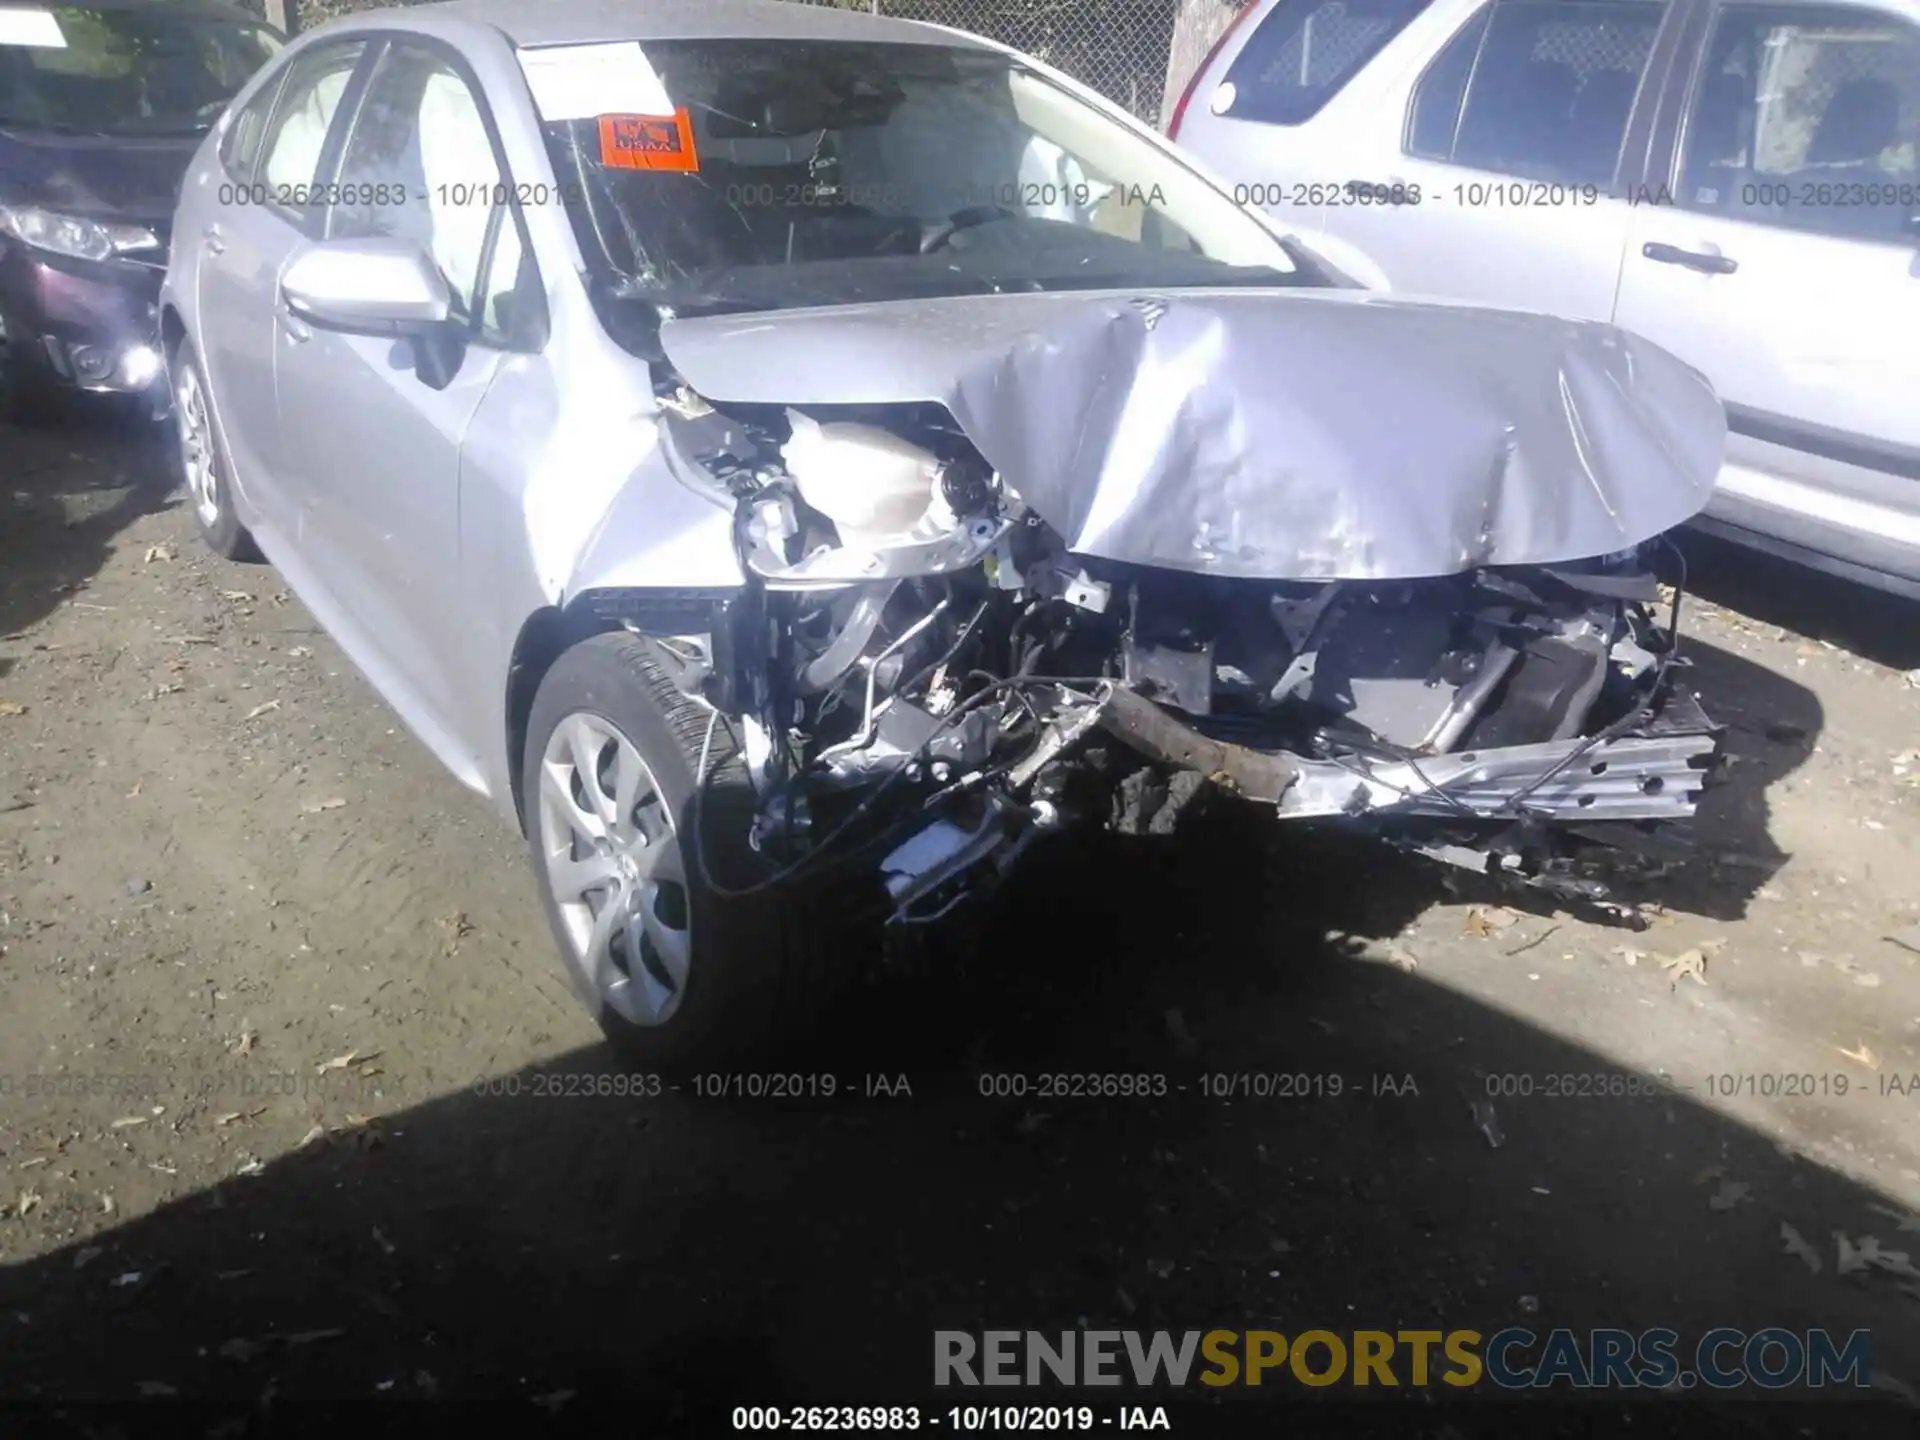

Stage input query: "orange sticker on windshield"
[{"left": 598, "top": 110, "right": 699, "bottom": 171}]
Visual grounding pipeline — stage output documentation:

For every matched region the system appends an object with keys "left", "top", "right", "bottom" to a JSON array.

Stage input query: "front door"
[
  {"left": 272, "top": 40, "right": 531, "bottom": 782},
  {"left": 1613, "top": 0, "right": 1920, "bottom": 576}
]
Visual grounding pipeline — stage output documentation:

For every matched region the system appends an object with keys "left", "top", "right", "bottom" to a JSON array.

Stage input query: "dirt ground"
[{"left": 2, "top": 405, "right": 1920, "bottom": 1433}]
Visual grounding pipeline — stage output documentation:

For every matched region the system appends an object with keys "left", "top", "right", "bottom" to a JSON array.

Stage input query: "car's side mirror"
[{"left": 280, "top": 237, "right": 451, "bottom": 337}]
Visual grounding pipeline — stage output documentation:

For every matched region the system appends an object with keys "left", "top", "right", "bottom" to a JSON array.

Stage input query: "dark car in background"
[{"left": 0, "top": 0, "right": 280, "bottom": 422}]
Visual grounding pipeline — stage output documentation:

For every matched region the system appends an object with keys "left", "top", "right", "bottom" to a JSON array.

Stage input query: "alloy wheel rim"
[
  {"left": 177, "top": 364, "right": 220, "bottom": 528},
  {"left": 537, "top": 712, "right": 692, "bottom": 1027}
]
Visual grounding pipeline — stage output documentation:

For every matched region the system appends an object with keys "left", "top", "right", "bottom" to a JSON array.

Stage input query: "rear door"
[
  {"left": 193, "top": 38, "right": 366, "bottom": 526},
  {"left": 1320, "top": 0, "right": 1684, "bottom": 318},
  {"left": 1169, "top": 0, "right": 1442, "bottom": 241},
  {"left": 1613, "top": 0, "right": 1920, "bottom": 582}
]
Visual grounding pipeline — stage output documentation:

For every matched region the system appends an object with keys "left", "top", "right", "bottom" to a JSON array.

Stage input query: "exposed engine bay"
[{"left": 615, "top": 383, "right": 1723, "bottom": 924}]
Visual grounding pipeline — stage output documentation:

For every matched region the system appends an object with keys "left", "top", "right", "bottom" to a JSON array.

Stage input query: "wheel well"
[
  {"left": 504, "top": 603, "right": 619, "bottom": 833},
  {"left": 505, "top": 590, "right": 743, "bottom": 832},
  {"left": 160, "top": 305, "right": 187, "bottom": 360}
]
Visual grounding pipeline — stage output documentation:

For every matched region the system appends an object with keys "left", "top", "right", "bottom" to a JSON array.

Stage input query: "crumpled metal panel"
[{"left": 658, "top": 287, "right": 1726, "bottom": 581}]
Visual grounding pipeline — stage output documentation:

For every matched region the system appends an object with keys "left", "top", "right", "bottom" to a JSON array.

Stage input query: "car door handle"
[
  {"left": 1642, "top": 242, "right": 1737, "bottom": 275},
  {"left": 203, "top": 224, "right": 225, "bottom": 255}
]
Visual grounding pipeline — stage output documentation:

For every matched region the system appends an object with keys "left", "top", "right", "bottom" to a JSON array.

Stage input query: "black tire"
[
  {"left": 523, "top": 632, "right": 862, "bottom": 1072},
  {"left": 171, "top": 340, "right": 262, "bottom": 562}
]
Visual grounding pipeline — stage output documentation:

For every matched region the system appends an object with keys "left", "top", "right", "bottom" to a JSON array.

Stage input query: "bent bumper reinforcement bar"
[{"left": 1094, "top": 684, "right": 1720, "bottom": 823}]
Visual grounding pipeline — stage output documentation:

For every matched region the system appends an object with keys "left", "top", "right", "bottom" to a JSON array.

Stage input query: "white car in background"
[{"left": 1170, "top": 0, "right": 1920, "bottom": 597}]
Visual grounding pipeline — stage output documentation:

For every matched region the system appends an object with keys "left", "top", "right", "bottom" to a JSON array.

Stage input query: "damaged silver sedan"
[{"left": 160, "top": 0, "right": 1726, "bottom": 1066}]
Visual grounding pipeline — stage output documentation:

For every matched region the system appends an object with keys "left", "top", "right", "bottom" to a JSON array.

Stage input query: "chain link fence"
[
  {"left": 782, "top": 0, "right": 1184, "bottom": 120},
  {"left": 280, "top": 0, "right": 1238, "bottom": 125}
]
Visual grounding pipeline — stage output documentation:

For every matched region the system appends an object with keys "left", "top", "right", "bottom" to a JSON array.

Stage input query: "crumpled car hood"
[{"left": 658, "top": 286, "right": 1726, "bottom": 581}]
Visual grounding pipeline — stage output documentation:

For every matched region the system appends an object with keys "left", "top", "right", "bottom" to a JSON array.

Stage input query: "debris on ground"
[
  {"left": 301, "top": 797, "right": 347, "bottom": 814},
  {"left": 0, "top": 701, "right": 27, "bottom": 717},
  {"left": 242, "top": 700, "right": 281, "bottom": 722},
  {"left": 1707, "top": 1177, "right": 1751, "bottom": 1211},
  {"left": 143, "top": 545, "right": 174, "bottom": 564},
  {"left": 1469, "top": 1096, "right": 1505, "bottom": 1150},
  {"left": 1835, "top": 1232, "right": 1920, "bottom": 1284},
  {"left": 1659, "top": 949, "right": 1708, "bottom": 989},
  {"left": 1838, "top": 1043, "right": 1880, "bottom": 1071},
  {"left": 1780, "top": 1223, "right": 1823, "bottom": 1273},
  {"left": 438, "top": 912, "right": 476, "bottom": 957},
  {"left": 1465, "top": 905, "right": 1521, "bottom": 939},
  {"left": 1869, "top": 1205, "right": 1920, "bottom": 1234},
  {"left": 1886, "top": 926, "right": 1920, "bottom": 958},
  {"left": 1503, "top": 926, "right": 1558, "bottom": 957}
]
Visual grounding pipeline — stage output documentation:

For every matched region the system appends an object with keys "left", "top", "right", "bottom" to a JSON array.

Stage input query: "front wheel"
[{"left": 522, "top": 632, "right": 861, "bottom": 1071}]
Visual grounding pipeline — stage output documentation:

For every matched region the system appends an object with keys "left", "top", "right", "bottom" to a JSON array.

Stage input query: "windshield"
[
  {"left": 0, "top": 4, "right": 281, "bottom": 137},
  {"left": 537, "top": 39, "right": 1317, "bottom": 317}
]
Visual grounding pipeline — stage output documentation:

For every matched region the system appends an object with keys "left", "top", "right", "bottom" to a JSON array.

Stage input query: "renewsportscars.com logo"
[{"left": 934, "top": 1328, "right": 1873, "bottom": 1391}]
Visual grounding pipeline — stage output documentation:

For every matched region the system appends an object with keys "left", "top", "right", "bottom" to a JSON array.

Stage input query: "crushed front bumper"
[{"left": 1094, "top": 682, "right": 1720, "bottom": 824}]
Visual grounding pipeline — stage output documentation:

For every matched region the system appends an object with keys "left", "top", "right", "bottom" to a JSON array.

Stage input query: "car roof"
[{"left": 397, "top": 0, "right": 995, "bottom": 52}]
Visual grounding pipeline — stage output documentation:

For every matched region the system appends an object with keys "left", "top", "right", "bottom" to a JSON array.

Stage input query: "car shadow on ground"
[
  {"left": 1679, "top": 532, "right": 1920, "bottom": 674},
  {"left": 0, "top": 406, "right": 179, "bottom": 663},
  {"left": 1640, "top": 633, "right": 1821, "bottom": 924},
  {"left": 2, "top": 807, "right": 1914, "bottom": 1435}
]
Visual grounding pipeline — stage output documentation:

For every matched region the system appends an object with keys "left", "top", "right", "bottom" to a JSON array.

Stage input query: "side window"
[
  {"left": 476, "top": 213, "right": 535, "bottom": 346},
  {"left": 329, "top": 44, "right": 520, "bottom": 337},
  {"left": 1676, "top": 6, "right": 1920, "bottom": 242},
  {"left": 257, "top": 42, "right": 366, "bottom": 204},
  {"left": 1408, "top": 6, "right": 1490, "bottom": 156},
  {"left": 219, "top": 72, "right": 285, "bottom": 182},
  {"left": 1217, "top": 0, "right": 1435, "bottom": 126},
  {"left": 1410, "top": 0, "right": 1666, "bottom": 186}
]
